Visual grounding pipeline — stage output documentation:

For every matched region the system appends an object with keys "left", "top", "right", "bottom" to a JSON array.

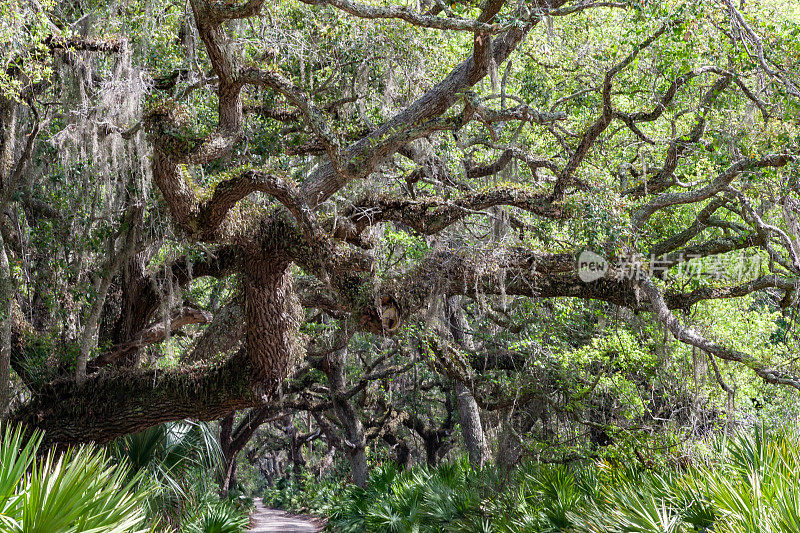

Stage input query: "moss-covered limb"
[
  {"left": 43, "top": 35, "right": 125, "bottom": 53},
  {"left": 632, "top": 153, "right": 796, "bottom": 228},
  {"left": 195, "top": 168, "right": 324, "bottom": 243},
  {"left": 376, "top": 248, "right": 797, "bottom": 338},
  {"left": 11, "top": 352, "right": 261, "bottom": 446},
  {"left": 296, "top": 0, "right": 499, "bottom": 33},
  {"left": 465, "top": 147, "right": 560, "bottom": 180},
  {"left": 665, "top": 275, "right": 798, "bottom": 310},
  {"left": 335, "top": 187, "right": 568, "bottom": 240}
]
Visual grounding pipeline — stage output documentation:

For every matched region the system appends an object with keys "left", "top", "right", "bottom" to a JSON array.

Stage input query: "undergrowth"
[{"left": 270, "top": 427, "right": 800, "bottom": 533}]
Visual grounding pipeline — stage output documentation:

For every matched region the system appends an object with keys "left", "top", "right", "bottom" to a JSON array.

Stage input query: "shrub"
[
  {"left": 182, "top": 500, "right": 250, "bottom": 533},
  {"left": 324, "top": 427, "right": 800, "bottom": 533},
  {"left": 0, "top": 424, "right": 149, "bottom": 533}
]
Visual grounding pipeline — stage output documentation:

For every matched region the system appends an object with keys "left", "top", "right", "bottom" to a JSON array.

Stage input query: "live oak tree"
[{"left": 1, "top": 0, "right": 799, "bottom": 448}]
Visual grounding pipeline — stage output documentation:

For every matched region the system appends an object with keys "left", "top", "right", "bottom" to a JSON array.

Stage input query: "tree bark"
[
  {"left": 0, "top": 235, "right": 12, "bottom": 416},
  {"left": 12, "top": 353, "right": 257, "bottom": 445},
  {"left": 454, "top": 380, "right": 486, "bottom": 467},
  {"left": 218, "top": 412, "right": 237, "bottom": 497},
  {"left": 0, "top": 99, "right": 17, "bottom": 416},
  {"left": 242, "top": 254, "right": 299, "bottom": 391},
  {"left": 445, "top": 296, "right": 489, "bottom": 468},
  {"left": 324, "top": 347, "right": 369, "bottom": 487}
]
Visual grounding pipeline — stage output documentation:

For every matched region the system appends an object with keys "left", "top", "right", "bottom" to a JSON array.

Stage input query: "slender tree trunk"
[
  {"left": 76, "top": 209, "right": 140, "bottom": 382},
  {"left": 317, "top": 444, "right": 337, "bottom": 477},
  {"left": 423, "top": 434, "right": 441, "bottom": 466},
  {"left": 445, "top": 296, "right": 489, "bottom": 467},
  {"left": 382, "top": 432, "right": 411, "bottom": 469},
  {"left": 219, "top": 407, "right": 274, "bottom": 496},
  {"left": 0, "top": 100, "right": 17, "bottom": 416},
  {"left": 347, "top": 441, "right": 368, "bottom": 488},
  {"left": 325, "top": 348, "right": 368, "bottom": 487},
  {"left": 219, "top": 412, "right": 237, "bottom": 497},
  {"left": 405, "top": 396, "right": 455, "bottom": 467},
  {"left": 284, "top": 416, "right": 307, "bottom": 485},
  {"left": 454, "top": 380, "right": 486, "bottom": 467},
  {"left": 221, "top": 456, "right": 238, "bottom": 496},
  {"left": 496, "top": 406, "right": 521, "bottom": 473},
  {"left": 0, "top": 236, "right": 12, "bottom": 416}
]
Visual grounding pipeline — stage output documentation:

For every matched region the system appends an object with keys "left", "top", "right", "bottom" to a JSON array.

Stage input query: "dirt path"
[{"left": 248, "top": 498, "right": 322, "bottom": 533}]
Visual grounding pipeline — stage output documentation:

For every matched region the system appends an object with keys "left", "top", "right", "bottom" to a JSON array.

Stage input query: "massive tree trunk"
[
  {"left": 445, "top": 297, "right": 489, "bottom": 468},
  {"left": 242, "top": 254, "right": 299, "bottom": 392},
  {"left": 12, "top": 250, "right": 298, "bottom": 445}
]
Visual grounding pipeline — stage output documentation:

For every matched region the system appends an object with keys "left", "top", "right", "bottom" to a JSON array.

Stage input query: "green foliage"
[
  {"left": 109, "top": 421, "right": 250, "bottom": 532},
  {"left": 18, "top": 331, "right": 79, "bottom": 388},
  {"left": 0, "top": 0, "right": 54, "bottom": 100},
  {"left": 323, "top": 428, "right": 800, "bottom": 533},
  {"left": 262, "top": 468, "right": 341, "bottom": 515},
  {"left": 181, "top": 500, "right": 249, "bottom": 533},
  {"left": 328, "top": 459, "right": 487, "bottom": 533},
  {"left": 0, "top": 424, "right": 148, "bottom": 532}
]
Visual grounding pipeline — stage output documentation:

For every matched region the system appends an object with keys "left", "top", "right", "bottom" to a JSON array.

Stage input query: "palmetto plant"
[
  {"left": 329, "top": 459, "right": 487, "bottom": 533},
  {"left": 567, "top": 428, "right": 800, "bottom": 533},
  {"left": 698, "top": 428, "right": 800, "bottom": 533},
  {"left": 0, "top": 424, "right": 148, "bottom": 533},
  {"left": 183, "top": 501, "right": 249, "bottom": 533},
  {"left": 109, "top": 421, "right": 226, "bottom": 529},
  {"left": 111, "top": 420, "right": 222, "bottom": 491},
  {"left": 326, "top": 427, "right": 800, "bottom": 533}
]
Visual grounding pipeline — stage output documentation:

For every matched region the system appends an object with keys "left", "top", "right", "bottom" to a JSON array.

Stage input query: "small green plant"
[
  {"left": 262, "top": 468, "right": 341, "bottom": 515},
  {"left": 182, "top": 501, "right": 249, "bottom": 533}
]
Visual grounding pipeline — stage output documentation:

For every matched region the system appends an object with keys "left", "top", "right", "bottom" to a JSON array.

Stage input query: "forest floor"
[{"left": 248, "top": 498, "right": 323, "bottom": 532}]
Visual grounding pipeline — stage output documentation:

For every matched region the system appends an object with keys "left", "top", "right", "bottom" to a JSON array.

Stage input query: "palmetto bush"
[
  {"left": 262, "top": 470, "right": 340, "bottom": 515},
  {"left": 109, "top": 421, "right": 251, "bottom": 533},
  {"left": 0, "top": 424, "right": 148, "bottom": 533},
  {"left": 329, "top": 459, "right": 487, "bottom": 533},
  {"left": 182, "top": 500, "right": 250, "bottom": 533},
  {"left": 326, "top": 427, "right": 800, "bottom": 533},
  {"left": 110, "top": 421, "right": 224, "bottom": 528},
  {"left": 569, "top": 428, "right": 800, "bottom": 533}
]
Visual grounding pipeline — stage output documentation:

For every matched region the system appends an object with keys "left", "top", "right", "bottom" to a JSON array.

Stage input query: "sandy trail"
[{"left": 247, "top": 498, "right": 321, "bottom": 533}]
